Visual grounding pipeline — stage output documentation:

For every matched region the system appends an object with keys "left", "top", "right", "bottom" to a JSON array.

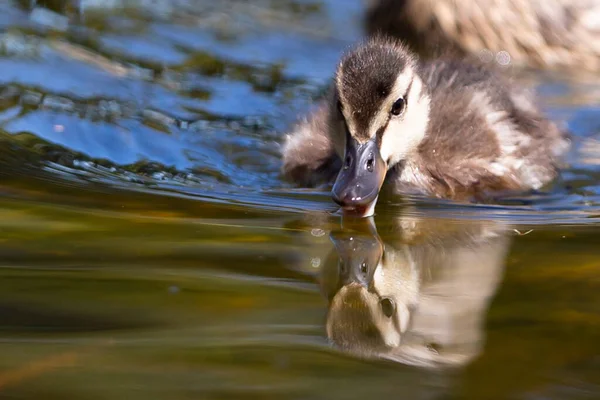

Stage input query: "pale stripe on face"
[
  {"left": 366, "top": 68, "right": 415, "bottom": 139},
  {"left": 379, "top": 75, "right": 429, "bottom": 166}
]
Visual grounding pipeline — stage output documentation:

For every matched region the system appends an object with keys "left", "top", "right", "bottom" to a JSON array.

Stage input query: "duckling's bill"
[{"left": 332, "top": 137, "right": 387, "bottom": 217}]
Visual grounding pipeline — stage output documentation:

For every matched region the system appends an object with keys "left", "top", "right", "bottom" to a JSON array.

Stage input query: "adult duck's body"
[
  {"left": 364, "top": 0, "right": 600, "bottom": 72},
  {"left": 282, "top": 37, "right": 569, "bottom": 216}
]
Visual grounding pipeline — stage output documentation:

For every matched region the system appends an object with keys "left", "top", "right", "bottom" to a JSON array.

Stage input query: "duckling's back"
[{"left": 405, "top": 59, "right": 570, "bottom": 198}]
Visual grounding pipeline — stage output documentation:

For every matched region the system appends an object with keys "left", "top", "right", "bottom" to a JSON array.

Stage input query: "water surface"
[{"left": 0, "top": 1, "right": 599, "bottom": 399}]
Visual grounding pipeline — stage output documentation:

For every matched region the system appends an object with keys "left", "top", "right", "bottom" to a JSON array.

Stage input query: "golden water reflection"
[{"left": 321, "top": 216, "right": 510, "bottom": 369}]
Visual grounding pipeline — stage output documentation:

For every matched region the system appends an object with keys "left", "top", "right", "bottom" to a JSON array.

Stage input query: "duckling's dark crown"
[
  {"left": 335, "top": 38, "right": 419, "bottom": 135},
  {"left": 339, "top": 38, "right": 416, "bottom": 72}
]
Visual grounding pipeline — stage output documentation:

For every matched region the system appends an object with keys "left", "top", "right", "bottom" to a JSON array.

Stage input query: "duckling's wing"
[
  {"left": 419, "top": 59, "right": 569, "bottom": 194},
  {"left": 281, "top": 100, "right": 341, "bottom": 187}
]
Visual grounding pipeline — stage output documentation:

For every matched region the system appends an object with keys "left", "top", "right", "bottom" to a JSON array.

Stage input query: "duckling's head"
[{"left": 331, "top": 38, "right": 430, "bottom": 217}]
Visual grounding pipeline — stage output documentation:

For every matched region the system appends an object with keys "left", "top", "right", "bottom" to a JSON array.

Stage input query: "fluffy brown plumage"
[{"left": 282, "top": 37, "right": 569, "bottom": 210}]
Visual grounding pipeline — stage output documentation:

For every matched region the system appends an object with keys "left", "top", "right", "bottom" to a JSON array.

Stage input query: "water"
[{"left": 0, "top": 1, "right": 599, "bottom": 399}]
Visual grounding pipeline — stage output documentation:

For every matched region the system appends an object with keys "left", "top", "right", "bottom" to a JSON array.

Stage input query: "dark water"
[{"left": 0, "top": 1, "right": 599, "bottom": 399}]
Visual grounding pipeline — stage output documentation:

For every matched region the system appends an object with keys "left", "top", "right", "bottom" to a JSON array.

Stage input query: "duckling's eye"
[
  {"left": 391, "top": 97, "right": 405, "bottom": 116},
  {"left": 380, "top": 298, "right": 396, "bottom": 318},
  {"left": 360, "top": 261, "right": 368, "bottom": 274}
]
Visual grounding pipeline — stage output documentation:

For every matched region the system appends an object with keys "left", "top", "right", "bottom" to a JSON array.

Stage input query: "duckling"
[
  {"left": 364, "top": 0, "right": 600, "bottom": 72},
  {"left": 282, "top": 37, "right": 569, "bottom": 217}
]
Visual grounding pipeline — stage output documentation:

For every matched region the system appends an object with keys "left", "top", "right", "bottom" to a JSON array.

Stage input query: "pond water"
[{"left": 0, "top": 1, "right": 599, "bottom": 399}]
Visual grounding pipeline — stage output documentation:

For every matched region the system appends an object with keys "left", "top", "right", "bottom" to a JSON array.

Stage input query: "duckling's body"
[
  {"left": 364, "top": 0, "right": 600, "bottom": 72},
  {"left": 282, "top": 38, "right": 569, "bottom": 214},
  {"left": 385, "top": 58, "right": 568, "bottom": 199}
]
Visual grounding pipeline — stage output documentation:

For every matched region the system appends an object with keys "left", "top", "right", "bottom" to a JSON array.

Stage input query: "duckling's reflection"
[{"left": 320, "top": 216, "right": 510, "bottom": 369}]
